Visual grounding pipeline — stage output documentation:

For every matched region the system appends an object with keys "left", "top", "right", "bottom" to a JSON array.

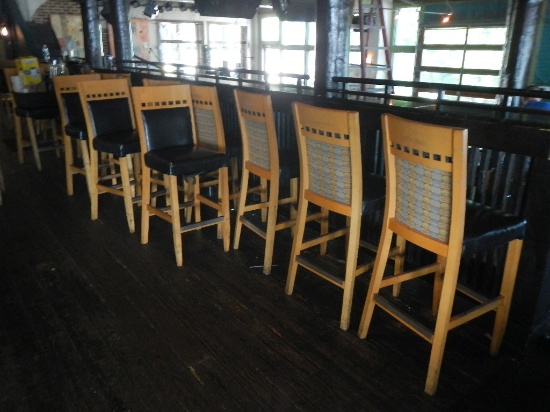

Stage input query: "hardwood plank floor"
[{"left": 0, "top": 132, "right": 549, "bottom": 411}]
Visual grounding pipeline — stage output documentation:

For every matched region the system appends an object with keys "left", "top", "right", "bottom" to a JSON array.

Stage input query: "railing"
[{"left": 117, "top": 59, "right": 311, "bottom": 94}]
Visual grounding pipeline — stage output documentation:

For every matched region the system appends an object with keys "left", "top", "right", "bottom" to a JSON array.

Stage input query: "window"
[
  {"left": 158, "top": 21, "right": 249, "bottom": 73},
  {"left": 260, "top": 14, "right": 315, "bottom": 86},
  {"left": 417, "top": 25, "right": 507, "bottom": 101}
]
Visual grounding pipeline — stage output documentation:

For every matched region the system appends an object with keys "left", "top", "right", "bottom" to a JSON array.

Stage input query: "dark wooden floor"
[{"left": 1, "top": 129, "right": 549, "bottom": 411}]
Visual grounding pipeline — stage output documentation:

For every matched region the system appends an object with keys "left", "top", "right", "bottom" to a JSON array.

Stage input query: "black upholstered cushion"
[
  {"left": 145, "top": 146, "right": 228, "bottom": 176},
  {"left": 14, "top": 90, "right": 59, "bottom": 120},
  {"left": 142, "top": 107, "right": 194, "bottom": 151},
  {"left": 279, "top": 147, "right": 299, "bottom": 180},
  {"left": 462, "top": 201, "right": 527, "bottom": 255},
  {"left": 62, "top": 92, "right": 87, "bottom": 140},
  {"left": 362, "top": 172, "right": 386, "bottom": 214},
  {"left": 93, "top": 131, "right": 140, "bottom": 157},
  {"left": 87, "top": 98, "right": 134, "bottom": 137},
  {"left": 65, "top": 122, "right": 87, "bottom": 140}
]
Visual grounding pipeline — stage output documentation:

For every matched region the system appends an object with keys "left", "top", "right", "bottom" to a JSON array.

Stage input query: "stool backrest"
[
  {"left": 53, "top": 73, "right": 102, "bottom": 131},
  {"left": 292, "top": 101, "right": 362, "bottom": 216},
  {"left": 132, "top": 84, "right": 196, "bottom": 152},
  {"left": 142, "top": 78, "right": 181, "bottom": 87},
  {"left": 381, "top": 113, "right": 468, "bottom": 256},
  {"left": 78, "top": 78, "right": 135, "bottom": 138},
  {"left": 190, "top": 84, "right": 226, "bottom": 152},
  {"left": 234, "top": 89, "right": 278, "bottom": 179}
]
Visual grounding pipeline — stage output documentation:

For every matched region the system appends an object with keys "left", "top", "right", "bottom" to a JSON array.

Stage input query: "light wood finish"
[
  {"left": 358, "top": 114, "right": 524, "bottom": 395},
  {"left": 100, "top": 72, "right": 132, "bottom": 80},
  {"left": 78, "top": 78, "right": 140, "bottom": 233},
  {"left": 285, "top": 102, "right": 365, "bottom": 330},
  {"left": 233, "top": 89, "right": 298, "bottom": 275},
  {"left": 142, "top": 78, "right": 181, "bottom": 86},
  {"left": 132, "top": 84, "right": 231, "bottom": 266},
  {"left": 53, "top": 73, "right": 102, "bottom": 196}
]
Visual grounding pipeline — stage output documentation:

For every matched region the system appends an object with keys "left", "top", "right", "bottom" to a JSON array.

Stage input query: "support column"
[
  {"left": 109, "top": 0, "right": 133, "bottom": 67},
  {"left": 81, "top": 0, "right": 103, "bottom": 68},
  {"left": 314, "top": 0, "right": 353, "bottom": 96}
]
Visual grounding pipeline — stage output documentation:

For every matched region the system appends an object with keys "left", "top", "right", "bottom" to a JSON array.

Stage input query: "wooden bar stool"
[
  {"left": 285, "top": 102, "right": 386, "bottom": 330},
  {"left": 232, "top": 89, "right": 298, "bottom": 275},
  {"left": 358, "top": 114, "right": 527, "bottom": 395},
  {"left": 53, "top": 73, "right": 102, "bottom": 196},
  {"left": 132, "top": 84, "right": 230, "bottom": 267},
  {"left": 78, "top": 78, "right": 141, "bottom": 233}
]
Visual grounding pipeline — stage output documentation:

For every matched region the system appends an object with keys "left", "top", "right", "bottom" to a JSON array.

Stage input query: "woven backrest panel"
[
  {"left": 244, "top": 117, "right": 270, "bottom": 170},
  {"left": 395, "top": 157, "right": 452, "bottom": 243},
  {"left": 194, "top": 107, "right": 218, "bottom": 149},
  {"left": 306, "top": 138, "right": 352, "bottom": 205}
]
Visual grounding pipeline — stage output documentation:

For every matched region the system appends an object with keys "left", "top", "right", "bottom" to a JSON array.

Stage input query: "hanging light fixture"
[
  {"left": 165, "top": 2, "right": 173, "bottom": 11},
  {"left": 0, "top": 25, "right": 8, "bottom": 37},
  {"left": 130, "top": 0, "right": 140, "bottom": 8}
]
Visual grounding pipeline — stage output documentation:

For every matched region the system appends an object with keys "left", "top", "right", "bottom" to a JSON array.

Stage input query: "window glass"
[
  {"left": 392, "top": 53, "right": 415, "bottom": 81},
  {"left": 307, "top": 22, "right": 316, "bottom": 46},
  {"left": 467, "top": 27, "right": 507, "bottom": 45},
  {"left": 424, "top": 27, "right": 466, "bottom": 45},
  {"left": 463, "top": 50, "right": 504, "bottom": 70},
  {"left": 261, "top": 16, "right": 279, "bottom": 41},
  {"left": 160, "top": 43, "right": 198, "bottom": 65},
  {"left": 281, "top": 50, "right": 305, "bottom": 74},
  {"left": 419, "top": 71, "right": 461, "bottom": 84},
  {"left": 264, "top": 48, "right": 282, "bottom": 74},
  {"left": 159, "top": 22, "right": 196, "bottom": 41},
  {"left": 462, "top": 74, "right": 500, "bottom": 87},
  {"left": 421, "top": 50, "right": 464, "bottom": 68},
  {"left": 281, "top": 21, "right": 306, "bottom": 45},
  {"left": 394, "top": 8, "right": 419, "bottom": 46}
]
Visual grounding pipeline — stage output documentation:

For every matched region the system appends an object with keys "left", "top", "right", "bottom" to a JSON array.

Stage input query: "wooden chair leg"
[
  {"left": 14, "top": 114, "right": 23, "bottom": 164},
  {"left": 233, "top": 168, "right": 250, "bottom": 249},
  {"left": 79, "top": 140, "right": 92, "bottom": 199},
  {"left": 263, "top": 179, "right": 279, "bottom": 275},
  {"left": 141, "top": 166, "right": 152, "bottom": 245},
  {"left": 490, "top": 239, "right": 523, "bottom": 355},
  {"left": 358, "top": 227, "right": 395, "bottom": 339},
  {"left": 425, "top": 254, "right": 460, "bottom": 396},
  {"left": 64, "top": 136, "right": 75, "bottom": 195},
  {"left": 168, "top": 175, "right": 183, "bottom": 267},
  {"left": 260, "top": 177, "right": 268, "bottom": 222},
  {"left": 219, "top": 166, "right": 231, "bottom": 252},
  {"left": 89, "top": 148, "right": 100, "bottom": 221},
  {"left": 119, "top": 155, "right": 136, "bottom": 233},
  {"left": 285, "top": 197, "right": 309, "bottom": 295},
  {"left": 391, "top": 236, "right": 407, "bottom": 297},
  {"left": 340, "top": 213, "right": 362, "bottom": 330},
  {"left": 25, "top": 117, "right": 41, "bottom": 171}
]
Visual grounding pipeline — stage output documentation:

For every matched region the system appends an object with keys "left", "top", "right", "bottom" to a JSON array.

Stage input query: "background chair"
[
  {"left": 53, "top": 73, "right": 102, "bottom": 196},
  {"left": 12, "top": 89, "right": 62, "bottom": 171},
  {"left": 78, "top": 78, "right": 141, "bottom": 233},
  {"left": 232, "top": 89, "right": 298, "bottom": 275},
  {"left": 285, "top": 102, "right": 385, "bottom": 331},
  {"left": 132, "top": 84, "right": 230, "bottom": 267},
  {"left": 358, "top": 113, "right": 527, "bottom": 395}
]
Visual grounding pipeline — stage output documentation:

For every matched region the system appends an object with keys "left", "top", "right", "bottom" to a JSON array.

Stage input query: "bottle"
[{"left": 41, "top": 44, "right": 50, "bottom": 62}]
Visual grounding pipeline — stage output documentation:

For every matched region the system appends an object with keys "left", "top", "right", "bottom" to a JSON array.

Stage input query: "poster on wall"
[
  {"left": 50, "top": 14, "right": 85, "bottom": 58},
  {"left": 131, "top": 19, "right": 150, "bottom": 61}
]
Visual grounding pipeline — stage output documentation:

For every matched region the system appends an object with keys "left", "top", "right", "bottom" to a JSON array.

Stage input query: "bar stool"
[
  {"left": 12, "top": 90, "right": 62, "bottom": 171},
  {"left": 358, "top": 114, "right": 527, "bottom": 395},
  {"left": 285, "top": 102, "right": 386, "bottom": 330},
  {"left": 232, "top": 89, "right": 298, "bottom": 275},
  {"left": 78, "top": 78, "right": 141, "bottom": 233},
  {"left": 53, "top": 73, "right": 102, "bottom": 196},
  {"left": 132, "top": 84, "right": 230, "bottom": 267}
]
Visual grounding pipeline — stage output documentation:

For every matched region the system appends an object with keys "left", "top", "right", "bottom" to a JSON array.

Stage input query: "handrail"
[{"left": 332, "top": 76, "right": 550, "bottom": 125}]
